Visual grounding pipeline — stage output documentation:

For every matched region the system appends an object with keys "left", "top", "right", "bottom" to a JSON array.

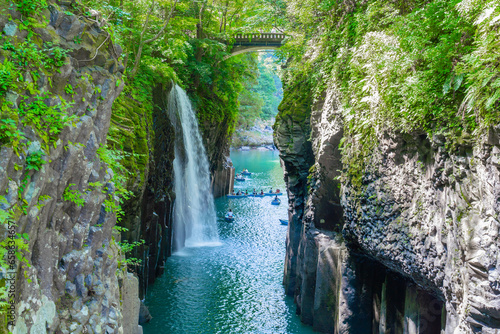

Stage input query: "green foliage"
[
  {"left": 0, "top": 119, "right": 25, "bottom": 152},
  {"left": 116, "top": 239, "right": 144, "bottom": 267},
  {"left": 455, "top": 2, "right": 500, "bottom": 129},
  {"left": 4, "top": 39, "right": 68, "bottom": 72},
  {"left": 117, "top": 239, "right": 145, "bottom": 254},
  {"left": 178, "top": 42, "right": 262, "bottom": 142},
  {"left": 275, "top": 74, "right": 313, "bottom": 126},
  {"left": 255, "top": 57, "right": 282, "bottom": 119},
  {"left": 43, "top": 44, "right": 69, "bottom": 68},
  {"left": 237, "top": 53, "right": 283, "bottom": 127},
  {"left": 63, "top": 184, "right": 86, "bottom": 207},
  {"left": 112, "top": 225, "right": 128, "bottom": 233},
  {"left": 107, "top": 72, "right": 159, "bottom": 190},
  {"left": 25, "top": 150, "right": 46, "bottom": 171},
  {"left": 19, "top": 93, "right": 76, "bottom": 151},
  {"left": 88, "top": 181, "right": 103, "bottom": 190},
  {"left": 96, "top": 146, "right": 132, "bottom": 220},
  {"left": 65, "top": 84, "right": 74, "bottom": 95},
  {"left": 0, "top": 59, "right": 18, "bottom": 95},
  {"left": 36, "top": 195, "right": 51, "bottom": 210},
  {"left": 14, "top": 0, "right": 48, "bottom": 17},
  {"left": 277, "top": 0, "right": 500, "bottom": 191}
]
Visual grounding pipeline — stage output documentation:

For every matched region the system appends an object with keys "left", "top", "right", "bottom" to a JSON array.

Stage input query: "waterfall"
[{"left": 168, "top": 85, "right": 220, "bottom": 251}]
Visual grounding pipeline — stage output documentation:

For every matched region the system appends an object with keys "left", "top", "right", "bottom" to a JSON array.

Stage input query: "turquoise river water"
[{"left": 142, "top": 149, "right": 316, "bottom": 334}]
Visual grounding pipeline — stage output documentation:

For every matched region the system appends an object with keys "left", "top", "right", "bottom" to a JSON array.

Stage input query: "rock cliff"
[
  {"left": 275, "top": 83, "right": 500, "bottom": 333},
  {"left": 116, "top": 81, "right": 176, "bottom": 298},
  {"left": 0, "top": 2, "right": 143, "bottom": 333},
  {"left": 232, "top": 118, "right": 275, "bottom": 149}
]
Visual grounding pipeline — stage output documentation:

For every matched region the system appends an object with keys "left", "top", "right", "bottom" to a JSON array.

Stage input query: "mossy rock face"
[
  {"left": 108, "top": 73, "right": 173, "bottom": 193},
  {"left": 109, "top": 94, "right": 151, "bottom": 190},
  {"left": 273, "top": 73, "right": 314, "bottom": 156},
  {"left": 275, "top": 77, "right": 313, "bottom": 128},
  {"left": 112, "top": 79, "right": 176, "bottom": 298}
]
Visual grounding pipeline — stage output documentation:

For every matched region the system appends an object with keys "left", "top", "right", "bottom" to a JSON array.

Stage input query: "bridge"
[{"left": 230, "top": 33, "right": 286, "bottom": 56}]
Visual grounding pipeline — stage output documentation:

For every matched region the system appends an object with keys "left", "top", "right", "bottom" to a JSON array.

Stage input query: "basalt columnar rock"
[
  {"left": 275, "top": 81, "right": 500, "bottom": 332},
  {"left": 0, "top": 3, "right": 144, "bottom": 333},
  {"left": 117, "top": 81, "right": 176, "bottom": 298}
]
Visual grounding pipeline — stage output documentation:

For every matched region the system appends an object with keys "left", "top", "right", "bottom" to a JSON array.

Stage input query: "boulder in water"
[{"left": 139, "top": 302, "right": 152, "bottom": 324}]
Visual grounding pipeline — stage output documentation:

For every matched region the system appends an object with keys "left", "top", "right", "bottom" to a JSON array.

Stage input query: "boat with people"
[
  {"left": 263, "top": 188, "right": 283, "bottom": 196},
  {"left": 227, "top": 194, "right": 248, "bottom": 198},
  {"left": 241, "top": 169, "right": 252, "bottom": 176},
  {"left": 226, "top": 189, "right": 282, "bottom": 198},
  {"left": 271, "top": 197, "right": 281, "bottom": 205},
  {"left": 264, "top": 192, "right": 283, "bottom": 196},
  {"left": 279, "top": 219, "right": 288, "bottom": 225},
  {"left": 227, "top": 190, "right": 249, "bottom": 198},
  {"left": 225, "top": 210, "right": 235, "bottom": 222},
  {"left": 235, "top": 174, "right": 245, "bottom": 181}
]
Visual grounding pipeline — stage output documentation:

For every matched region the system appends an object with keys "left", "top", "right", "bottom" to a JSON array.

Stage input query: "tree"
[{"left": 128, "top": 0, "right": 180, "bottom": 79}]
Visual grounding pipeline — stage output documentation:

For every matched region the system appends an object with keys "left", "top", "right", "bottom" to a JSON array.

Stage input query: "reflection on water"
[{"left": 142, "top": 150, "right": 317, "bottom": 334}]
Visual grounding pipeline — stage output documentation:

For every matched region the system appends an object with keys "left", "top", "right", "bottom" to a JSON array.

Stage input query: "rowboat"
[
  {"left": 241, "top": 171, "right": 252, "bottom": 176},
  {"left": 271, "top": 198, "right": 281, "bottom": 205},
  {"left": 279, "top": 219, "right": 288, "bottom": 225},
  {"left": 264, "top": 192, "right": 283, "bottom": 196},
  {"left": 226, "top": 194, "right": 248, "bottom": 198},
  {"left": 225, "top": 214, "right": 235, "bottom": 222}
]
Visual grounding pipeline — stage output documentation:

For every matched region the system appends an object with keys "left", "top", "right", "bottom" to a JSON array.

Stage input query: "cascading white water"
[{"left": 168, "top": 85, "right": 220, "bottom": 251}]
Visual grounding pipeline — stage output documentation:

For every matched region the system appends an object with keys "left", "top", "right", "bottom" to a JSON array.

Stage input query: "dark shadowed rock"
[{"left": 139, "top": 302, "right": 152, "bottom": 324}]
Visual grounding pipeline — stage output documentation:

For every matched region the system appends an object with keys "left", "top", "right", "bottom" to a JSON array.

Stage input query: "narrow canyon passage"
[{"left": 142, "top": 150, "right": 316, "bottom": 334}]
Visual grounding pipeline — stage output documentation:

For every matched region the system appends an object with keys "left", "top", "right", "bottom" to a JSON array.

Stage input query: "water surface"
[{"left": 143, "top": 149, "right": 316, "bottom": 334}]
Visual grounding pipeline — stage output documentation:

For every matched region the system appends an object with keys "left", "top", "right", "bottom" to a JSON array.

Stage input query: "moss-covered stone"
[{"left": 275, "top": 77, "right": 313, "bottom": 130}]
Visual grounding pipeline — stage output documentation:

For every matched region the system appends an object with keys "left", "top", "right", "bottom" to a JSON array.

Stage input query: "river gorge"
[
  {"left": 2, "top": 0, "right": 500, "bottom": 333},
  {"left": 143, "top": 150, "right": 316, "bottom": 334}
]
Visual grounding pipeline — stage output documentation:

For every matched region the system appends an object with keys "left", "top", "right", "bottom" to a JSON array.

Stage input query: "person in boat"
[
  {"left": 276, "top": 189, "right": 280, "bottom": 193},
  {"left": 245, "top": 190, "right": 248, "bottom": 195},
  {"left": 227, "top": 209, "right": 233, "bottom": 217},
  {"left": 269, "top": 188, "right": 273, "bottom": 193},
  {"left": 236, "top": 190, "right": 241, "bottom": 195},
  {"left": 231, "top": 191, "right": 236, "bottom": 195},
  {"left": 274, "top": 195, "right": 279, "bottom": 201},
  {"left": 260, "top": 190, "right": 264, "bottom": 195}
]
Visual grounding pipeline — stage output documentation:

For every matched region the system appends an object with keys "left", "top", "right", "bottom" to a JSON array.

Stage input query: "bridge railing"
[{"left": 234, "top": 33, "right": 285, "bottom": 41}]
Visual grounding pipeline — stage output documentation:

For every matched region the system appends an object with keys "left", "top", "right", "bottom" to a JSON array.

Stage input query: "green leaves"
[
  {"left": 275, "top": 0, "right": 500, "bottom": 193},
  {"left": 14, "top": 0, "right": 48, "bottom": 17},
  {"left": 0, "top": 59, "right": 18, "bottom": 95},
  {"left": 25, "top": 150, "right": 46, "bottom": 171},
  {"left": 443, "top": 73, "right": 465, "bottom": 95},
  {"left": 455, "top": 2, "right": 500, "bottom": 130},
  {"left": 19, "top": 93, "right": 76, "bottom": 151},
  {"left": 63, "top": 184, "right": 86, "bottom": 207}
]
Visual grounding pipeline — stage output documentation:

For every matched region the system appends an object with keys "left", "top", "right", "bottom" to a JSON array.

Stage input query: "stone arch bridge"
[{"left": 230, "top": 33, "right": 286, "bottom": 56}]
